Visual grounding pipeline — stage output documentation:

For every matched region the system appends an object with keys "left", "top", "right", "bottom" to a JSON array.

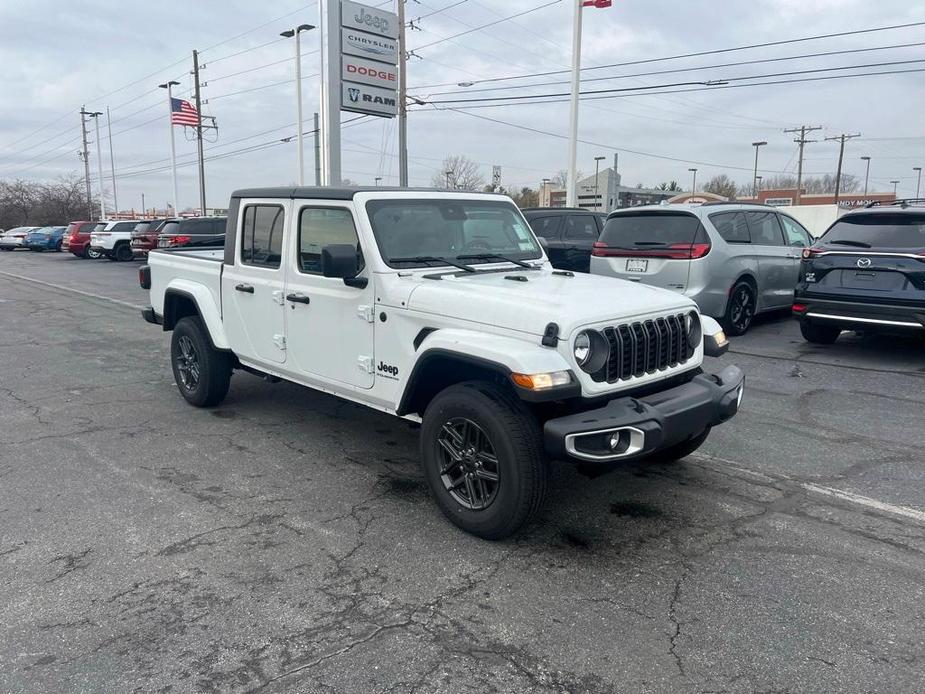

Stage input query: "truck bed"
[{"left": 147, "top": 247, "right": 224, "bottom": 320}]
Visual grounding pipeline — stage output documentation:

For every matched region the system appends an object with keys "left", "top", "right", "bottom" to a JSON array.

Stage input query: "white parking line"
[
  {"left": 0, "top": 270, "right": 144, "bottom": 311},
  {"left": 800, "top": 483, "right": 925, "bottom": 524}
]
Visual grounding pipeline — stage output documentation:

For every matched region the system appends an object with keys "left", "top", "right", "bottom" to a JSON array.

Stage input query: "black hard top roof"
[
  {"left": 520, "top": 207, "right": 602, "bottom": 214},
  {"left": 230, "top": 186, "right": 446, "bottom": 200}
]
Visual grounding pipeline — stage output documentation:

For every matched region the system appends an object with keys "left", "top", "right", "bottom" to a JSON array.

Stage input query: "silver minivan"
[{"left": 590, "top": 202, "right": 815, "bottom": 334}]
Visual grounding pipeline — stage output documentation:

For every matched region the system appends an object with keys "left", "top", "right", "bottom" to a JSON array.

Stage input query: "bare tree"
[
  {"left": 702, "top": 174, "right": 738, "bottom": 199},
  {"left": 0, "top": 174, "right": 99, "bottom": 229},
  {"left": 432, "top": 155, "right": 485, "bottom": 191},
  {"left": 551, "top": 169, "right": 583, "bottom": 188}
]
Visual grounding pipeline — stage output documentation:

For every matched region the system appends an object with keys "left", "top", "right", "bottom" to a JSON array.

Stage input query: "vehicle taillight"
[
  {"left": 802, "top": 247, "right": 824, "bottom": 259},
  {"left": 591, "top": 241, "right": 711, "bottom": 259},
  {"left": 792, "top": 303, "right": 807, "bottom": 313},
  {"left": 168, "top": 235, "right": 192, "bottom": 246},
  {"left": 139, "top": 265, "right": 151, "bottom": 289}
]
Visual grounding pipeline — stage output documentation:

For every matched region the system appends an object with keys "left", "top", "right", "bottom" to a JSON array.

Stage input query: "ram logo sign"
[{"left": 341, "top": 82, "right": 398, "bottom": 117}]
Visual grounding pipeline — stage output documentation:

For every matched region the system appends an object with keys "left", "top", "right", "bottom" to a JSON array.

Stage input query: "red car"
[
  {"left": 63, "top": 221, "right": 103, "bottom": 258},
  {"left": 130, "top": 219, "right": 169, "bottom": 257}
]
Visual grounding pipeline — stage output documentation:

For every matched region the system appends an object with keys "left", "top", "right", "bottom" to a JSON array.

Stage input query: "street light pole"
[
  {"left": 860, "top": 156, "right": 871, "bottom": 196},
  {"left": 688, "top": 168, "right": 698, "bottom": 195},
  {"left": 914, "top": 167, "right": 922, "bottom": 198},
  {"left": 755, "top": 175, "right": 763, "bottom": 194},
  {"left": 891, "top": 180, "right": 900, "bottom": 196},
  {"left": 106, "top": 107, "right": 119, "bottom": 215},
  {"left": 375, "top": 177, "right": 382, "bottom": 186},
  {"left": 751, "top": 141, "right": 767, "bottom": 198},
  {"left": 281, "top": 24, "right": 315, "bottom": 186},
  {"left": 565, "top": 0, "right": 584, "bottom": 208},
  {"left": 88, "top": 111, "right": 106, "bottom": 219},
  {"left": 445, "top": 170, "right": 454, "bottom": 189},
  {"left": 158, "top": 80, "right": 180, "bottom": 215},
  {"left": 593, "top": 155, "right": 605, "bottom": 211}
]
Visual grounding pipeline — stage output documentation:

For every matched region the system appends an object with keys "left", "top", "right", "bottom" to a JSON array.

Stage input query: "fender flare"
[{"left": 163, "top": 280, "right": 230, "bottom": 350}]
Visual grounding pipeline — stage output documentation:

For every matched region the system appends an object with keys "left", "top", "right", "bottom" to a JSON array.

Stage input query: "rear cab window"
[
  {"left": 240, "top": 205, "right": 285, "bottom": 268},
  {"left": 819, "top": 213, "right": 925, "bottom": 250}
]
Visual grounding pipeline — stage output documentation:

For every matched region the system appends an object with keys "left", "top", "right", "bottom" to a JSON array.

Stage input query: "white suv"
[{"left": 89, "top": 220, "right": 143, "bottom": 261}]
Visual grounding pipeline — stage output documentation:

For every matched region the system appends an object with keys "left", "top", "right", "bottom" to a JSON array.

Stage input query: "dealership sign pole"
[{"left": 322, "top": 0, "right": 400, "bottom": 186}]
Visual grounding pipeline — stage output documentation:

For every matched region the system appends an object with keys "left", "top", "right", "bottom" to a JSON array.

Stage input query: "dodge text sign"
[
  {"left": 342, "top": 82, "right": 398, "bottom": 117},
  {"left": 342, "top": 55, "right": 398, "bottom": 90}
]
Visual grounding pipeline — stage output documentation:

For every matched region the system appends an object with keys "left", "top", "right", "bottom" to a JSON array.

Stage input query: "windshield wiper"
[
  {"left": 828, "top": 239, "right": 871, "bottom": 248},
  {"left": 389, "top": 255, "right": 476, "bottom": 272},
  {"left": 456, "top": 252, "right": 535, "bottom": 269}
]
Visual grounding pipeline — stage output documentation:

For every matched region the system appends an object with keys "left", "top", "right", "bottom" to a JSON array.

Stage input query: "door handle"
[
  {"left": 235, "top": 283, "right": 254, "bottom": 293},
  {"left": 286, "top": 293, "right": 310, "bottom": 304}
]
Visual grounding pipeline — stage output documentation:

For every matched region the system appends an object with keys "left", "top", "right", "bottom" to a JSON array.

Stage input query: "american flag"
[{"left": 170, "top": 97, "right": 200, "bottom": 126}]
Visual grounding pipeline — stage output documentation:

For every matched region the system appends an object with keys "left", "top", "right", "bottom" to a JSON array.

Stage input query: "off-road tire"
[
  {"left": 170, "top": 316, "right": 232, "bottom": 407},
  {"left": 800, "top": 320, "right": 840, "bottom": 344},
  {"left": 646, "top": 428, "right": 711, "bottom": 464},
  {"left": 420, "top": 381, "right": 547, "bottom": 540}
]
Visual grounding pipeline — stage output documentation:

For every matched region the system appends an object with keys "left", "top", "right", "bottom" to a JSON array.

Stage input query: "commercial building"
[
  {"left": 539, "top": 161, "right": 675, "bottom": 212},
  {"left": 737, "top": 188, "right": 896, "bottom": 207}
]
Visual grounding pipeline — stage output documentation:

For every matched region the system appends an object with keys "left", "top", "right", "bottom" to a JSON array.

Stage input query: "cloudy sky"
[{"left": 1, "top": 0, "right": 924, "bottom": 211}]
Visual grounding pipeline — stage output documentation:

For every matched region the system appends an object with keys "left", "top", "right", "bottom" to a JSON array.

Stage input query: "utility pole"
[
  {"left": 398, "top": 0, "right": 409, "bottom": 187},
  {"left": 593, "top": 155, "right": 605, "bottom": 211},
  {"left": 87, "top": 110, "right": 106, "bottom": 219},
  {"left": 192, "top": 51, "right": 207, "bottom": 213},
  {"left": 313, "top": 112, "right": 321, "bottom": 186},
  {"left": 824, "top": 132, "right": 860, "bottom": 204},
  {"left": 79, "top": 107, "right": 93, "bottom": 220},
  {"left": 860, "top": 156, "right": 871, "bottom": 196},
  {"left": 158, "top": 81, "right": 180, "bottom": 215},
  {"left": 751, "top": 141, "right": 767, "bottom": 198},
  {"left": 106, "top": 107, "right": 119, "bottom": 215},
  {"left": 141, "top": 192, "right": 146, "bottom": 217},
  {"left": 783, "top": 125, "right": 822, "bottom": 205}
]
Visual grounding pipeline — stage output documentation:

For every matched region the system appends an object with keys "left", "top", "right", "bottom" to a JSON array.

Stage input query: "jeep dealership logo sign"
[{"left": 339, "top": 1, "right": 399, "bottom": 119}]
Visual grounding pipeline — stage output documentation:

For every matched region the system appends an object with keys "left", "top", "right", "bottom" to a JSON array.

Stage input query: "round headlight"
[
  {"left": 574, "top": 332, "right": 592, "bottom": 365},
  {"left": 685, "top": 311, "right": 702, "bottom": 351}
]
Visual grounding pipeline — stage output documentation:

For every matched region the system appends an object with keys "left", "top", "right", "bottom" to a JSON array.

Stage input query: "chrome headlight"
[{"left": 574, "top": 330, "right": 610, "bottom": 374}]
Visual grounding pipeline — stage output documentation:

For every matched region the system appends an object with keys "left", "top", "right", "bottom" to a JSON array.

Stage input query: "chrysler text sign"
[
  {"left": 341, "top": 0, "right": 399, "bottom": 39},
  {"left": 342, "top": 83, "right": 398, "bottom": 117},
  {"left": 341, "top": 29, "right": 398, "bottom": 64},
  {"left": 342, "top": 55, "right": 397, "bottom": 90}
]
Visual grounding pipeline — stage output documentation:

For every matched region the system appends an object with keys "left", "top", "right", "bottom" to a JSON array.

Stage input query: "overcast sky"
[{"left": 1, "top": 0, "right": 924, "bottom": 211}]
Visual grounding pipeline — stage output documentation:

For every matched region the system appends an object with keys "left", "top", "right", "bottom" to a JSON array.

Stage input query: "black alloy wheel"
[
  {"left": 725, "top": 282, "right": 756, "bottom": 336},
  {"left": 436, "top": 417, "right": 501, "bottom": 510},
  {"left": 174, "top": 335, "right": 201, "bottom": 392},
  {"left": 114, "top": 243, "right": 134, "bottom": 262}
]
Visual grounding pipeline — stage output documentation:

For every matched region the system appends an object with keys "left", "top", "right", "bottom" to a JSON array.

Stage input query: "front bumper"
[
  {"left": 544, "top": 365, "right": 744, "bottom": 463},
  {"left": 793, "top": 295, "right": 925, "bottom": 331}
]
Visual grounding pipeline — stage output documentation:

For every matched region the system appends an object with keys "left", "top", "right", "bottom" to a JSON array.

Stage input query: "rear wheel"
[
  {"left": 86, "top": 247, "right": 102, "bottom": 259},
  {"left": 800, "top": 320, "right": 840, "bottom": 344},
  {"left": 114, "top": 243, "right": 133, "bottom": 262},
  {"left": 723, "top": 281, "right": 756, "bottom": 336},
  {"left": 170, "top": 316, "right": 232, "bottom": 407},
  {"left": 420, "top": 381, "right": 547, "bottom": 540}
]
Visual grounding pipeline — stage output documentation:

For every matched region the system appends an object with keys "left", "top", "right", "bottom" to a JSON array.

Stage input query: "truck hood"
[{"left": 405, "top": 268, "right": 695, "bottom": 338}]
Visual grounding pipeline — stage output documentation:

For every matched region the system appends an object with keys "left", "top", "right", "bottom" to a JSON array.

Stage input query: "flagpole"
[
  {"left": 159, "top": 80, "right": 180, "bottom": 215},
  {"left": 565, "top": 0, "right": 583, "bottom": 208}
]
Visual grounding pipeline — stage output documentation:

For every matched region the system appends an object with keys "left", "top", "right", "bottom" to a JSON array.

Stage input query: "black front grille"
[{"left": 601, "top": 313, "right": 691, "bottom": 383}]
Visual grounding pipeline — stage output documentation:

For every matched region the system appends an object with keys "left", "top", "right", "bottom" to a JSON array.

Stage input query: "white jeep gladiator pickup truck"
[{"left": 140, "top": 187, "right": 743, "bottom": 539}]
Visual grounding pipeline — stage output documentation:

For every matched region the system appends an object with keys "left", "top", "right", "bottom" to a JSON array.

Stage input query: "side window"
[
  {"left": 298, "top": 207, "right": 363, "bottom": 275},
  {"left": 528, "top": 216, "right": 562, "bottom": 240},
  {"left": 744, "top": 211, "right": 785, "bottom": 246},
  {"left": 564, "top": 214, "right": 599, "bottom": 241},
  {"left": 710, "top": 212, "right": 750, "bottom": 243},
  {"left": 240, "top": 205, "right": 284, "bottom": 268},
  {"left": 779, "top": 215, "right": 812, "bottom": 247}
]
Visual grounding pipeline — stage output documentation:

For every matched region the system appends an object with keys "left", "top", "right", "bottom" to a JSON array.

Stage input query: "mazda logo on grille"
[{"left": 856, "top": 257, "right": 872, "bottom": 268}]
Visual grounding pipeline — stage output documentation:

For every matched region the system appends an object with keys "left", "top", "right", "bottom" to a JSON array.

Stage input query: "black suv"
[
  {"left": 156, "top": 216, "right": 227, "bottom": 249},
  {"left": 793, "top": 200, "right": 925, "bottom": 343},
  {"left": 521, "top": 207, "right": 606, "bottom": 273}
]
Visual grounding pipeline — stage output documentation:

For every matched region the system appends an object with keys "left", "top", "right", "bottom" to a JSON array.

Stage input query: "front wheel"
[
  {"left": 800, "top": 320, "right": 841, "bottom": 344},
  {"left": 647, "top": 428, "right": 710, "bottom": 464},
  {"left": 55, "top": 240, "right": 63, "bottom": 252},
  {"left": 170, "top": 316, "right": 232, "bottom": 407},
  {"left": 420, "top": 381, "right": 547, "bottom": 540}
]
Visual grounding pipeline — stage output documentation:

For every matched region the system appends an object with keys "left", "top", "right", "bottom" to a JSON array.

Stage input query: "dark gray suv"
[{"left": 590, "top": 202, "right": 814, "bottom": 335}]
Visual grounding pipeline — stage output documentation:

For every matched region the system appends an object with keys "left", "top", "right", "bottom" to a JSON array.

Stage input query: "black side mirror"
[{"left": 321, "top": 244, "right": 367, "bottom": 288}]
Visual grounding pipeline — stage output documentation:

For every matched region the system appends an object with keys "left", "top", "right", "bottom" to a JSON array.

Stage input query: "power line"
[
  {"left": 410, "top": 19, "right": 925, "bottom": 89},
  {"left": 412, "top": 0, "right": 563, "bottom": 51}
]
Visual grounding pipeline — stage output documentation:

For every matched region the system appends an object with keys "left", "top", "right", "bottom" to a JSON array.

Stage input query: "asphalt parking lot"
[{"left": 1, "top": 251, "right": 923, "bottom": 693}]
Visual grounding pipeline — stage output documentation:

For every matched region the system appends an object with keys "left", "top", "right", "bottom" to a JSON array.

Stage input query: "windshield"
[
  {"left": 599, "top": 212, "right": 707, "bottom": 248},
  {"left": 820, "top": 213, "right": 925, "bottom": 249},
  {"left": 365, "top": 199, "right": 542, "bottom": 268}
]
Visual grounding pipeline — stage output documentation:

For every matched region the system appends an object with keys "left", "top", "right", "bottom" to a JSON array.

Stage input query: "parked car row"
[
  {"left": 524, "top": 201, "right": 924, "bottom": 344},
  {"left": 58, "top": 216, "right": 228, "bottom": 261}
]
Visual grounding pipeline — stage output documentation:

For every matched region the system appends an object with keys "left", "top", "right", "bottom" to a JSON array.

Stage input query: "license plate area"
[{"left": 625, "top": 259, "right": 648, "bottom": 273}]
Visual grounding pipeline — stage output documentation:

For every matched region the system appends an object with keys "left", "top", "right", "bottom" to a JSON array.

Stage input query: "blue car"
[{"left": 24, "top": 226, "right": 67, "bottom": 252}]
